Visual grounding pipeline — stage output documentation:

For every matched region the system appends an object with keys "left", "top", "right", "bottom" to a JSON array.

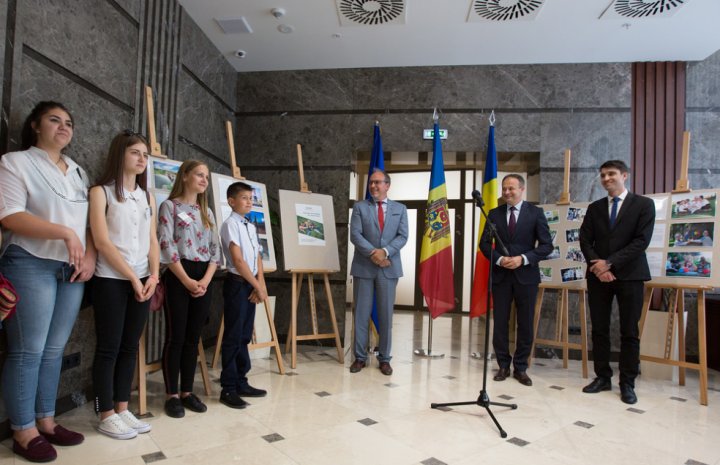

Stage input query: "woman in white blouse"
[
  {"left": 0, "top": 101, "right": 95, "bottom": 462},
  {"left": 157, "top": 159, "right": 220, "bottom": 418},
  {"left": 88, "top": 131, "right": 159, "bottom": 440}
]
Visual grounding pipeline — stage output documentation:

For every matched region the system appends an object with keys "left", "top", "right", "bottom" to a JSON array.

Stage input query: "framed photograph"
[
  {"left": 549, "top": 229, "right": 558, "bottom": 244},
  {"left": 566, "top": 207, "right": 586, "bottom": 222},
  {"left": 668, "top": 222, "right": 714, "bottom": 248},
  {"left": 539, "top": 267, "right": 553, "bottom": 282},
  {"left": 565, "top": 228, "right": 580, "bottom": 243},
  {"left": 666, "top": 251, "right": 712, "bottom": 278},
  {"left": 670, "top": 192, "right": 717, "bottom": 219},
  {"left": 544, "top": 209, "right": 560, "bottom": 224},
  {"left": 547, "top": 246, "right": 561, "bottom": 260},
  {"left": 147, "top": 157, "right": 182, "bottom": 192},
  {"left": 561, "top": 266, "right": 585, "bottom": 283},
  {"left": 210, "top": 173, "right": 277, "bottom": 272},
  {"left": 566, "top": 247, "right": 585, "bottom": 263}
]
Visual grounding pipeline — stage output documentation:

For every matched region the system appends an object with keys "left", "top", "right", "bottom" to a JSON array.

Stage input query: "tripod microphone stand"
[{"left": 430, "top": 191, "right": 517, "bottom": 438}]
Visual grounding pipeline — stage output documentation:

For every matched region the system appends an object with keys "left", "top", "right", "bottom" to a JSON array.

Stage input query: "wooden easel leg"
[
  {"left": 638, "top": 286, "right": 654, "bottom": 336},
  {"left": 263, "top": 298, "right": 285, "bottom": 375},
  {"left": 677, "top": 289, "right": 686, "bottom": 385},
  {"left": 197, "top": 340, "right": 211, "bottom": 396},
  {"left": 137, "top": 324, "right": 149, "bottom": 415},
  {"left": 323, "top": 273, "right": 344, "bottom": 364},
  {"left": 579, "top": 290, "right": 588, "bottom": 379},
  {"left": 290, "top": 273, "right": 301, "bottom": 369},
  {"left": 561, "top": 289, "right": 569, "bottom": 369},
  {"left": 529, "top": 287, "right": 545, "bottom": 367},
  {"left": 697, "top": 290, "right": 708, "bottom": 406},
  {"left": 308, "top": 274, "right": 318, "bottom": 336},
  {"left": 212, "top": 316, "right": 225, "bottom": 369}
]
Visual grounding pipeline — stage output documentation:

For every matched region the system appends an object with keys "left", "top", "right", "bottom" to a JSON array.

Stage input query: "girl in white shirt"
[
  {"left": 0, "top": 101, "right": 95, "bottom": 462},
  {"left": 88, "top": 131, "right": 160, "bottom": 440}
]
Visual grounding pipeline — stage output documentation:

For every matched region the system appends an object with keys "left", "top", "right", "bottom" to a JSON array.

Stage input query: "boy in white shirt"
[{"left": 218, "top": 182, "right": 268, "bottom": 409}]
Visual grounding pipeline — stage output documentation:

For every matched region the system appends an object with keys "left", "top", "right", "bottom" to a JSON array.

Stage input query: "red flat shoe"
[
  {"left": 13, "top": 436, "right": 57, "bottom": 463},
  {"left": 41, "top": 424, "right": 84, "bottom": 446}
]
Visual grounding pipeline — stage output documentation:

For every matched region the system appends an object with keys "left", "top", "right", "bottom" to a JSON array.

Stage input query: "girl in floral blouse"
[{"left": 157, "top": 160, "right": 220, "bottom": 418}]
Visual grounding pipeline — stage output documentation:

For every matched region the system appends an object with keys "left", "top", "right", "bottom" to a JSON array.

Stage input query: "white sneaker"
[
  {"left": 97, "top": 413, "right": 138, "bottom": 439},
  {"left": 117, "top": 409, "right": 152, "bottom": 433}
]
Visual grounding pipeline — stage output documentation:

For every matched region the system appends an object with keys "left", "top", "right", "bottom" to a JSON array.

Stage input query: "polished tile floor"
[{"left": 2, "top": 310, "right": 719, "bottom": 465}]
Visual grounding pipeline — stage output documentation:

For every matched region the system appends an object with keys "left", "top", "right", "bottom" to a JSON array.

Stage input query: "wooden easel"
[
  {"left": 135, "top": 86, "right": 210, "bottom": 415},
  {"left": 210, "top": 121, "right": 285, "bottom": 375},
  {"left": 529, "top": 148, "right": 589, "bottom": 377},
  {"left": 285, "top": 144, "right": 344, "bottom": 369},
  {"left": 638, "top": 283, "right": 710, "bottom": 405},
  {"left": 639, "top": 130, "right": 709, "bottom": 405}
]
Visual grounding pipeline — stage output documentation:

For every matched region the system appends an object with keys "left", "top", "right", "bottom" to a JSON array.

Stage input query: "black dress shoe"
[
  {"left": 620, "top": 384, "right": 637, "bottom": 404},
  {"left": 220, "top": 390, "right": 248, "bottom": 409},
  {"left": 164, "top": 397, "right": 185, "bottom": 418},
  {"left": 349, "top": 359, "right": 366, "bottom": 373},
  {"left": 238, "top": 385, "right": 267, "bottom": 397},
  {"left": 582, "top": 377, "right": 612, "bottom": 393},
  {"left": 181, "top": 393, "right": 208, "bottom": 412},
  {"left": 493, "top": 367, "right": 511, "bottom": 381},
  {"left": 379, "top": 362, "right": 393, "bottom": 376},
  {"left": 513, "top": 371, "right": 533, "bottom": 386}
]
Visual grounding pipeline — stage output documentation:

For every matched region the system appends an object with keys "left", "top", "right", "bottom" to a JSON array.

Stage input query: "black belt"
[{"left": 227, "top": 273, "right": 247, "bottom": 283}]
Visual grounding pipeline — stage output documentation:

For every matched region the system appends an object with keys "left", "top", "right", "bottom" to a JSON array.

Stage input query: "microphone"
[{"left": 471, "top": 189, "right": 484, "bottom": 207}]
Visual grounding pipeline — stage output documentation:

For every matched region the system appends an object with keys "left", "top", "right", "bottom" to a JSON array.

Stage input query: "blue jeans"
[{"left": 0, "top": 245, "right": 84, "bottom": 430}]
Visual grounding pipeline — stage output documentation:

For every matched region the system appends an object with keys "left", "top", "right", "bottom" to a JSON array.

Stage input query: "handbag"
[
  {"left": 0, "top": 272, "right": 19, "bottom": 321},
  {"left": 149, "top": 277, "right": 165, "bottom": 312}
]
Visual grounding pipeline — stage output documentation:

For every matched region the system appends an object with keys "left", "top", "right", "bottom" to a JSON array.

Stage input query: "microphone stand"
[{"left": 430, "top": 194, "right": 517, "bottom": 438}]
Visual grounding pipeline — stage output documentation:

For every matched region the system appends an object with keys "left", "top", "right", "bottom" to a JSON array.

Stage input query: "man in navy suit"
[
  {"left": 350, "top": 169, "right": 408, "bottom": 376},
  {"left": 480, "top": 174, "right": 553, "bottom": 386},
  {"left": 579, "top": 160, "right": 655, "bottom": 404}
]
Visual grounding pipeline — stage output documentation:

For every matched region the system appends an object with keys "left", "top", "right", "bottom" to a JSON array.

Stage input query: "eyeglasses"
[
  {"left": 368, "top": 180, "right": 388, "bottom": 185},
  {"left": 123, "top": 129, "right": 147, "bottom": 140}
]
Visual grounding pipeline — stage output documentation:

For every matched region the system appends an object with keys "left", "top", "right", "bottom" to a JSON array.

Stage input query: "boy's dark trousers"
[{"left": 220, "top": 274, "right": 256, "bottom": 393}]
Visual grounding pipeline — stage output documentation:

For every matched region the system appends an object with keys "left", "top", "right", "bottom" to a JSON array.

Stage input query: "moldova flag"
[
  {"left": 419, "top": 122, "right": 455, "bottom": 318},
  {"left": 364, "top": 122, "right": 384, "bottom": 333},
  {"left": 470, "top": 124, "right": 498, "bottom": 317}
]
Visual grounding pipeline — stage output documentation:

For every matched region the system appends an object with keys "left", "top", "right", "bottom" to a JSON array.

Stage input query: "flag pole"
[{"left": 415, "top": 107, "right": 448, "bottom": 359}]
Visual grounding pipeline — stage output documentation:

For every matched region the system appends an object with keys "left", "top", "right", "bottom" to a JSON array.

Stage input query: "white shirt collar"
[{"left": 608, "top": 190, "right": 628, "bottom": 202}]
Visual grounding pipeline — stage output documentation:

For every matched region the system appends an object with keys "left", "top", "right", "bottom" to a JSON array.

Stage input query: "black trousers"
[
  {"left": 220, "top": 276, "right": 256, "bottom": 392},
  {"left": 587, "top": 276, "right": 644, "bottom": 387},
  {"left": 491, "top": 274, "right": 538, "bottom": 372},
  {"left": 92, "top": 276, "right": 150, "bottom": 413},
  {"left": 161, "top": 260, "right": 212, "bottom": 394}
]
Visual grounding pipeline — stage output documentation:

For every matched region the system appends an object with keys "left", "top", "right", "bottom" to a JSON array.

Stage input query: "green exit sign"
[{"left": 423, "top": 129, "right": 448, "bottom": 140}]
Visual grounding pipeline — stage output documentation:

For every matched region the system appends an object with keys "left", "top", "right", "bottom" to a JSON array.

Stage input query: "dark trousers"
[
  {"left": 220, "top": 276, "right": 256, "bottom": 392},
  {"left": 492, "top": 274, "right": 538, "bottom": 372},
  {"left": 161, "top": 260, "right": 212, "bottom": 394},
  {"left": 587, "top": 277, "right": 644, "bottom": 387},
  {"left": 92, "top": 276, "right": 150, "bottom": 413}
]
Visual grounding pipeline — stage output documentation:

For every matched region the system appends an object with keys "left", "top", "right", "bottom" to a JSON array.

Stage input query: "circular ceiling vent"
[
  {"left": 472, "top": 0, "right": 545, "bottom": 21},
  {"left": 338, "top": 0, "right": 404, "bottom": 25},
  {"left": 613, "top": 0, "right": 688, "bottom": 18}
]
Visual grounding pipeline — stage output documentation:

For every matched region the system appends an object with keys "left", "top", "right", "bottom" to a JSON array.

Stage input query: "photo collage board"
[
  {"left": 645, "top": 189, "right": 718, "bottom": 287},
  {"left": 537, "top": 202, "right": 591, "bottom": 288},
  {"left": 146, "top": 156, "right": 277, "bottom": 273},
  {"left": 538, "top": 188, "right": 720, "bottom": 288}
]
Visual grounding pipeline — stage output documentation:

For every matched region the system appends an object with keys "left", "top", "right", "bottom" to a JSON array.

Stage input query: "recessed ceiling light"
[{"left": 277, "top": 24, "right": 295, "bottom": 33}]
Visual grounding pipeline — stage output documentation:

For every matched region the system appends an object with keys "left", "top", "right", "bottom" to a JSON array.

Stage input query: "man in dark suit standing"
[
  {"left": 480, "top": 174, "right": 553, "bottom": 386},
  {"left": 349, "top": 169, "right": 408, "bottom": 376},
  {"left": 579, "top": 160, "right": 655, "bottom": 404}
]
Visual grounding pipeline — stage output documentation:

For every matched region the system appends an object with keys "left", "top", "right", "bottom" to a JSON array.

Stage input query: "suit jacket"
[
  {"left": 479, "top": 202, "right": 553, "bottom": 285},
  {"left": 579, "top": 192, "right": 655, "bottom": 281},
  {"left": 350, "top": 198, "right": 409, "bottom": 279}
]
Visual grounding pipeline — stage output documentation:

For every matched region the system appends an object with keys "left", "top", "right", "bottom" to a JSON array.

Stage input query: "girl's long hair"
[
  {"left": 94, "top": 131, "right": 149, "bottom": 202},
  {"left": 168, "top": 159, "right": 213, "bottom": 229}
]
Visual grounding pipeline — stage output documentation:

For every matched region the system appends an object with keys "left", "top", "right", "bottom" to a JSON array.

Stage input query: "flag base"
[{"left": 413, "top": 348, "right": 445, "bottom": 358}]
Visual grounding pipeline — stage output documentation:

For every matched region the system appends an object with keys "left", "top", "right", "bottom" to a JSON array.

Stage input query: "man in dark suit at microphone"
[
  {"left": 480, "top": 174, "right": 553, "bottom": 386},
  {"left": 579, "top": 160, "right": 655, "bottom": 404}
]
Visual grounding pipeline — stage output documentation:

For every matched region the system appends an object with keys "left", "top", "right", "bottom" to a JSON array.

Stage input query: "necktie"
[
  {"left": 378, "top": 201, "right": 384, "bottom": 232},
  {"left": 610, "top": 196, "right": 619, "bottom": 228},
  {"left": 508, "top": 206, "right": 516, "bottom": 236}
]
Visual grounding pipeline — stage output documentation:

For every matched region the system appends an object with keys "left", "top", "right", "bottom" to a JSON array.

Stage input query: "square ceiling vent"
[
  {"left": 600, "top": 0, "right": 689, "bottom": 19},
  {"left": 335, "top": 0, "right": 407, "bottom": 26},
  {"left": 467, "top": 0, "right": 546, "bottom": 23},
  {"left": 215, "top": 16, "right": 253, "bottom": 34}
]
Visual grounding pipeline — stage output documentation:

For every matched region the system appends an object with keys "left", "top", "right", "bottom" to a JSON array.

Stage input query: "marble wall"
[{"left": 0, "top": 0, "right": 237, "bottom": 418}]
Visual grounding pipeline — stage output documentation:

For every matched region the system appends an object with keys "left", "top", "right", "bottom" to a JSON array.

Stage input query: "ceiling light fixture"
[{"left": 277, "top": 24, "right": 295, "bottom": 33}]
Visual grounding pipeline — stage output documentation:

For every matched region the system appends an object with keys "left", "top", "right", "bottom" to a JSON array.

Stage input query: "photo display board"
[
  {"left": 538, "top": 188, "right": 719, "bottom": 288},
  {"left": 537, "top": 202, "right": 591, "bottom": 288},
  {"left": 211, "top": 173, "right": 277, "bottom": 273},
  {"left": 278, "top": 189, "right": 340, "bottom": 272},
  {"left": 146, "top": 155, "right": 182, "bottom": 210}
]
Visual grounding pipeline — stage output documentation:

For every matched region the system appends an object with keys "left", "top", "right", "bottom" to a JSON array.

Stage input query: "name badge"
[{"left": 178, "top": 212, "right": 191, "bottom": 223}]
